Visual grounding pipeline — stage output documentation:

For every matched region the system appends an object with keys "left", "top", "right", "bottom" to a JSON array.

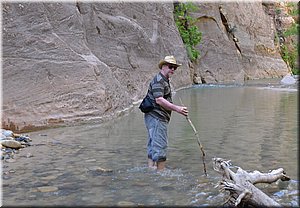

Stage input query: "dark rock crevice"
[
  {"left": 76, "top": 2, "right": 82, "bottom": 14},
  {"left": 219, "top": 6, "right": 241, "bottom": 55}
]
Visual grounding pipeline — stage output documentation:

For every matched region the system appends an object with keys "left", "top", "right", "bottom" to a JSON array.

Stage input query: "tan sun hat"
[{"left": 158, "top": 55, "right": 182, "bottom": 69}]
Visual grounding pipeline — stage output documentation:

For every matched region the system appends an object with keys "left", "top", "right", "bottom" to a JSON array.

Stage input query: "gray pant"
[{"left": 144, "top": 113, "right": 168, "bottom": 162}]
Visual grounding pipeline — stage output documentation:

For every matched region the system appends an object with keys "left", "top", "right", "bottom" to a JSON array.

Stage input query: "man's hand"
[
  {"left": 176, "top": 106, "right": 188, "bottom": 116},
  {"left": 155, "top": 97, "right": 188, "bottom": 116},
  {"left": 180, "top": 106, "right": 188, "bottom": 116}
]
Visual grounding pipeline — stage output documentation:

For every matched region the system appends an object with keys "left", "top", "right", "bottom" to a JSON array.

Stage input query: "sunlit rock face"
[
  {"left": 192, "top": 2, "right": 288, "bottom": 84},
  {"left": 2, "top": 2, "right": 190, "bottom": 131},
  {"left": 2, "top": 2, "right": 289, "bottom": 131}
]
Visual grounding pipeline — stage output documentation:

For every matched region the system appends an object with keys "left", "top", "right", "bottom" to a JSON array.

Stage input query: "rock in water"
[
  {"left": 117, "top": 201, "right": 135, "bottom": 206},
  {"left": 95, "top": 167, "right": 113, "bottom": 173},
  {"left": 280, "top": 74, "right": 296, "bottom": 85},
  {"left": 1, "top": 140, "right": 22, "bottom": 149},
  {"left": 37, "top": 186, "right": 58, "bottom": 192},
  {"left": 1, "top": 129, "right": 13, "bottom": 137}
]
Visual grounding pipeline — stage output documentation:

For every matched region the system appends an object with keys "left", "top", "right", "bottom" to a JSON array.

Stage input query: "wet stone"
[
  {"left": 40, "top": 175, "right": 58, "bottom": 181},
  {"left": 15, "top": 136, "right": 32, "bottom": 142},
  {"left": 274, "top": 190, "right": 287, "bottom": 197},
  {"left": 1, "top": 129, "right": 33, "bottom": 161},
  {"left": 87, "top": 166, "right": 114, "bottom": 176},
  {"left": 1, "top": 140, "right": 22, "bottom": 149},
  {"left": 26, "top": 153, "right": 33, "bottom": 158},
  {"left": 117, "top": 201, "right": 136, "bottom": 206},
  {"left": 88, "top": 166, "right": 113, "bottom": 172},
  {"left": 5, "top": 158, "right": 16, "bottom": 163},
  {"left": 1, "top": 129, "right": 13, "bottom": 137},
  {"left": 3, "top": 175, "right": 12, "bottom": 180},
  {"left": 28, "top": 195, "right": 37, "bottom": 199},
  {"left": 4, "top": 148, "right": 13, "bottom": 153},
  {"left": 85, "top": 159, "right": 97, "bottom": 162},
  {"left": 37, "top": 186, "right": 59, "bottom": 192},
  {"left": 290, "top": 200, "right": 299, "bottom": 207},
  {"left": 9, "top": 169, "right": 16, "bottom": 173}
]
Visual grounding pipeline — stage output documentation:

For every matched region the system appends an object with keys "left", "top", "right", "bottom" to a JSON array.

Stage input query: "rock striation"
[{"left": 2, "top": 2, "right": 290, "bottom": 132}]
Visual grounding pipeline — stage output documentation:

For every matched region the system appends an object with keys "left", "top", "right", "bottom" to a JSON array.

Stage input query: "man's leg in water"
[
  {"left": 148, "top": 159, "right": 157, "bottom": 169},
  {"left": 157, "top": 161, "right": 166, "bottom": 170}
]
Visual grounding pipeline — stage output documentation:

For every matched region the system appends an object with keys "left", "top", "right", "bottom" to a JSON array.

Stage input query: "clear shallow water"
[{"left": 2, "top": 79, "right": 298, "bottom": 206}]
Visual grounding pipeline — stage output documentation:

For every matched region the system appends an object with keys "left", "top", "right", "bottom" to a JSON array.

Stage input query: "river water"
[{"left": 2, "top": 79, "right": 298, "bottom": 206}]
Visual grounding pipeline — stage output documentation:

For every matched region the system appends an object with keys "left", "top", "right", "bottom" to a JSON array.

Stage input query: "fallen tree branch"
[
  {"left": 213, "top": 157, "right": 290, "bottom": 207},
  {"left": 247, "top": 168, "right": 290, "bottom": 184}
]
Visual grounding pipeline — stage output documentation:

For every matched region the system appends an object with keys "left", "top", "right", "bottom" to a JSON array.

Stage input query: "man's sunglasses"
[{"left": 168, "top": 65, "right": 177, "bottom": 70}]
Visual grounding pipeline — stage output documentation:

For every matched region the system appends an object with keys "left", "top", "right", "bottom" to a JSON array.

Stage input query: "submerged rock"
[{"left": 87, "top": 166, "right": 114, "bottom": 176}]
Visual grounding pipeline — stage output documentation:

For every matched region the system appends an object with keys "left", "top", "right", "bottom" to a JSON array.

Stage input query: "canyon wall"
[
  {"left": 2, "top": 2, "right": 289, "bottom": 132},
  {"left": 192, "top": 2, "right": 288, "bottom": 84}
]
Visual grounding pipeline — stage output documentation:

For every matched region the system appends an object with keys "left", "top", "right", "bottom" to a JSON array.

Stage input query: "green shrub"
[
  {"left": 278, "top": 2, "right": 299, "bottom": 75},
  {"left": 286, "top": 2, "right": 299, "bottom": 16},
  {"left": 280, "top": 44, "right": 299, "bottom": 75},
  {"left": 174, "top": 2, "right": 202, "bottom": 62},
  {"left": 283, "top": 23, "right": 299, "bottom": 37},
  {"left": 275, "top": 8, "right": 281, "bottom": 15}
]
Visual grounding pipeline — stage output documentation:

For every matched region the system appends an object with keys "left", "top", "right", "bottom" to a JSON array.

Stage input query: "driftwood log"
[{"left": 213, "top": 157, "right": 290, "bottom": 207}]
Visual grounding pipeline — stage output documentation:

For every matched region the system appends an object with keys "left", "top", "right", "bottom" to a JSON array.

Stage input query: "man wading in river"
[{"left": 144, "top": 55, "right": 188, "bottom": 171}]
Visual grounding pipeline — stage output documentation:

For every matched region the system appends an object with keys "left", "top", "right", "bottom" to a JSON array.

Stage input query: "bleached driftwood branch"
[{"left": 213, "top": 157, "right": 290, "bottom": 207}]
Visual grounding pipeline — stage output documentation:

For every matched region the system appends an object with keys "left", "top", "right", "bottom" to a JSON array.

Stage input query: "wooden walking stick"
[{"left": 179, "top": 97, "right": 207, "bottom": 176}]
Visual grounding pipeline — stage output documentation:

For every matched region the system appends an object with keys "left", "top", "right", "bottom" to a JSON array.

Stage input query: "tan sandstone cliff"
[
  {"left": 192, "top": 2, "right": 289, "bottom": 84},
  {"left": 2, "top": 2, "right": 289, "bottom": 132}
]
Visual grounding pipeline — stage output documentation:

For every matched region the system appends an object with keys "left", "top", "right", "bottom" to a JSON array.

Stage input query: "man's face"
[{"left": 167, "top": 65, "right": 177, "bottom": 77}]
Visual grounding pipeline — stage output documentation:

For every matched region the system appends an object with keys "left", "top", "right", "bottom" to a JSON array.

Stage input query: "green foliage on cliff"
[
  {"left": 174, "top": 2, "right": 202, "bottom": 62},
  {"left": 279, "top": 2, "right": 299, "bottom": 75},
  {"left": 281, "top": 44, "right": 299, "bottom": 74},
  {"left": 283, "top": 23, "right": 299, "bottom": 37}
]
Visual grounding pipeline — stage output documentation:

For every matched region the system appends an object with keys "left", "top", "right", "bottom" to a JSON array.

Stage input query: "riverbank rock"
[
  {"left": 1, "top": 140, "right": 22, "bottom": 149},
  {"left": 280, "top": 74, "right": 297, "bottom": 85},
  {"left": 1, "top": 129, "right": 13, "bottom": 138},
  {"left": 1, "top": 129, "right": 32, "bottom": 161}
]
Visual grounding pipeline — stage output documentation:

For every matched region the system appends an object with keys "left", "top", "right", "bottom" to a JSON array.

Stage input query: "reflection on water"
[{"left": 2, "top": 80, "right": 298, "bottom": 206}]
